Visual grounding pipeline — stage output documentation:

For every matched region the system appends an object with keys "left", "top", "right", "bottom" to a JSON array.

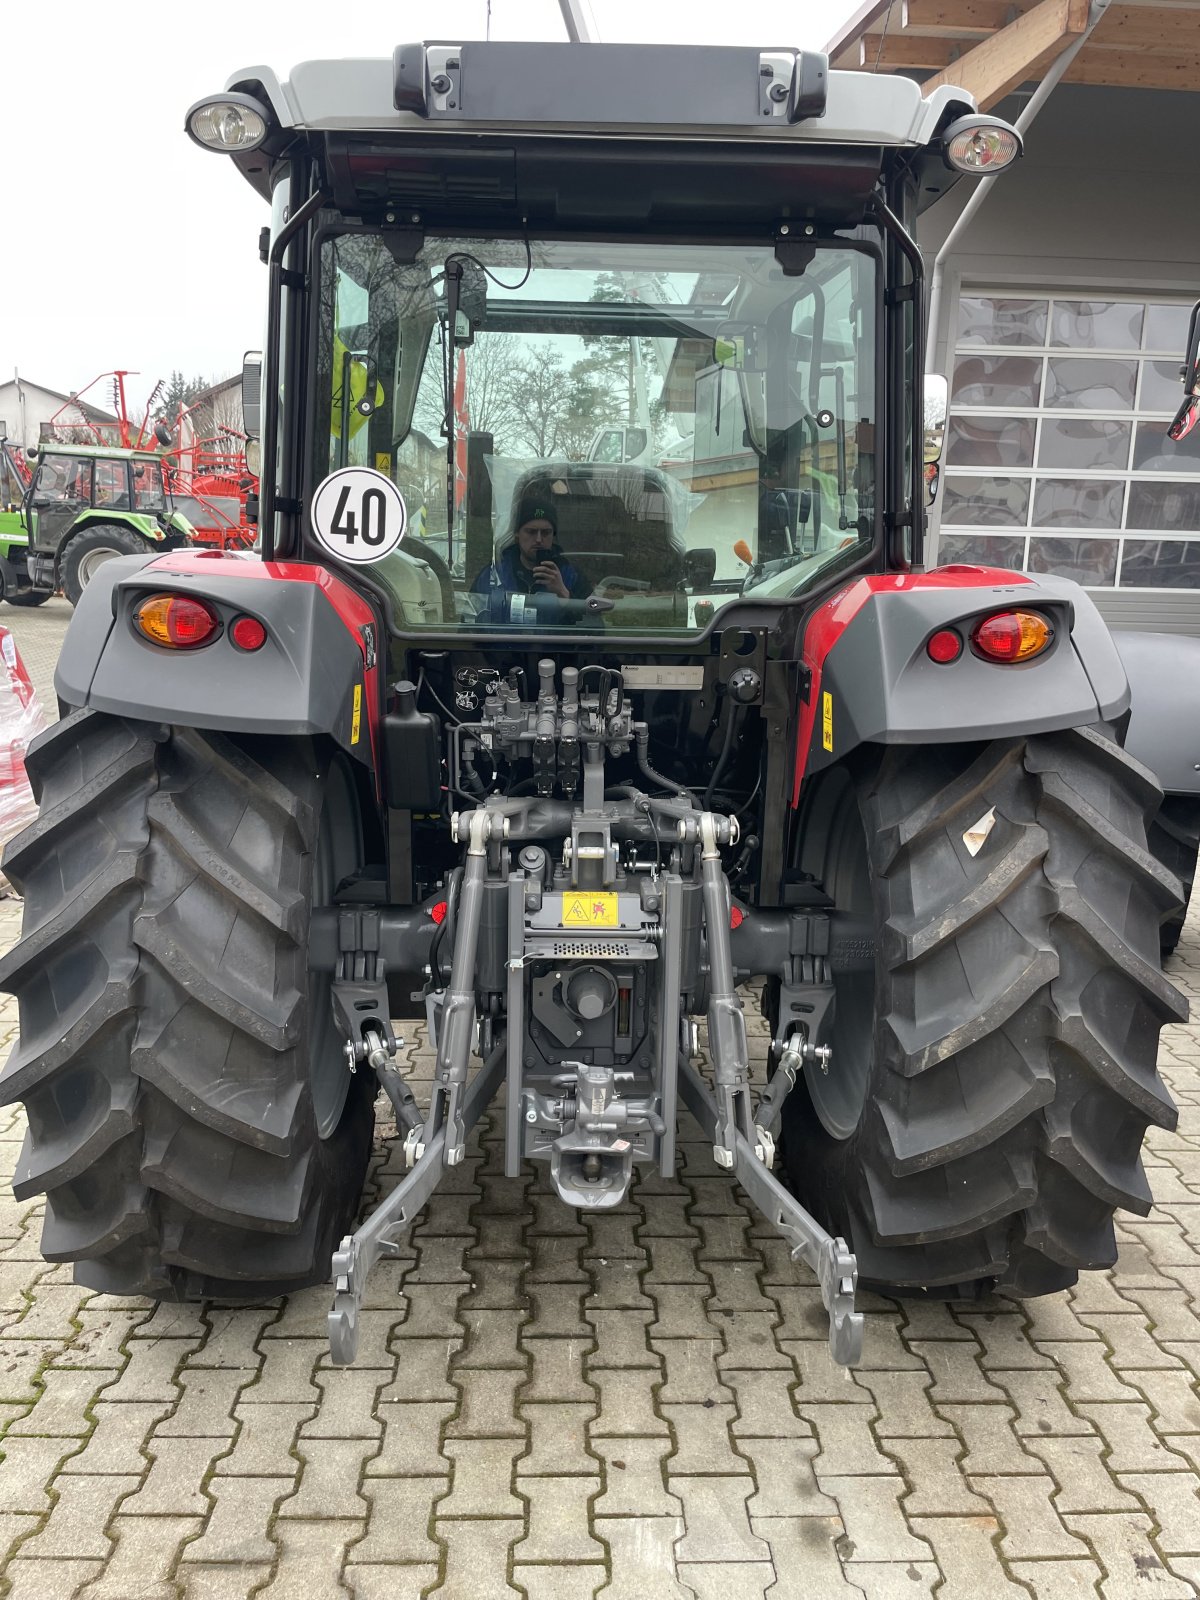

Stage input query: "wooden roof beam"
[
  {"left": 857, "top": 34, "right": 964, "bottom": 66},
  {"left": 1066, "top": 44, "right": 1200, "bottom": 83},
  {"left": 921, "top": 0, "right": 1089, "bottom": 107},
  {"left": 900, "top": 0, "right": 1030, "bottom": 38}
]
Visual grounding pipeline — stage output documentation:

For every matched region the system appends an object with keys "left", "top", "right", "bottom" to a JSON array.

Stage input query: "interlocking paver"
[
  {"left": 587, "top": 1368, "right": 667, "bottom": 1434},
  {"left": 968, "top": 1473, "right": 1092, "bottom": 1558},
  {"left": 595, "top": 1515, "right": 689, "bottom": 1599},
  {"left": 523, "top": 1339, "right": 598, "bottom": 1402},
  {"left": 181, "top": 1564, "right": 275, "bottom": 1600},
  {"left": 519, "top": 1403, "right": 597, "bottom": 1475},
  {"left": 18, "top": 1474, "right": 139, "bottom": 1560},
  {"left": 1006, "top": 1559, "right": 1104, "bottom": 1598},
  {"left": 662, "top": 1401, "right": 746, "bottom": 1474},
  {"left": 802, "top": 1405, "right": 898, "bottom": 1475},
  {"left": 3, "top": 1557, "right": 105, "bottom": 1600},
  {"left": 1063, "top": 1512, "right": 1195, "bottom": 1600},
  {"left": 754, "top": 1517, "right": 873, "bottom": 1598},
  {"left": 279, "top": 1437, "right": 374, "bottom": 1518},
  {"left": 0, "top": 1436, "right": 80, "bottom": 1512},
  {"left": 257, "top": 1517, "right": 359, "bottom": 1599},
  {"left": 653, "top": 1339, "right": 731, "bottom": 1403},
  {"left": 77, "top": 1512, "right": 202, "bottom": 1600},
  {"left": 1023, "top": 1434, "right": 1142, "bottom": 1512},
  {"left": 431, "top": 1518, "right": 523, "bottom": 1598},
  {"left": 516, "top": 1476, "right": 605, "bottom": 1561},
  {"left": 181, "top": 1474, "right": 292, "bottom": 1564},
  {"left": 907, "top": 1515, "right": 1028, "bottom": 1599},
  {"left": 671, "top": 1477, "right": 769, "bottom": 1563},
  {"left": 438, "top": 1438, "right": 525, "bottom": 1518},
  {"left": 740, "top": 1438, "right": 838, "bottom": 1517},
  {"left": 351, "top": 1477, "right": 448, "bottom": 1563},
  {"left": 1118, "top": 1471, "right": 1200, "bottom": 1553},
  {"left": 369, "top": 1398, "right": 455, "bottom": 1475},
  {"left": 214, "top": 1400, "right": 312, "bottom": 1475},
  {"left": 592, "top": 1439, "right": 681, "bottom": 1518},
  {"left": 817, "top": 1477, "right": 932, "bottom": 1563}
]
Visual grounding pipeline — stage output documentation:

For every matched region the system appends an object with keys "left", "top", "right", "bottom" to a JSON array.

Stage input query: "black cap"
[{"left": 515, "top": 496, "right": 558, "bottom": 532}]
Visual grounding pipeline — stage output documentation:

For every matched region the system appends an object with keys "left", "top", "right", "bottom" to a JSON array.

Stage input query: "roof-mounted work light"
[
  {"left": 942, "top": 115, "right": 1022, "bottom": 174},
  {"left": 186, "top": 93, "right": 271, "bottom": 153}
]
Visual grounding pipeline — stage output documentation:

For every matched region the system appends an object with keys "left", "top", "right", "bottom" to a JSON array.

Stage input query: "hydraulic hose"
[
  {"left": 703, "top": 701, "right": 745, "bottom": 812},
  {"left": 634, "top": 725, "right": 694, "bottom": 806}
]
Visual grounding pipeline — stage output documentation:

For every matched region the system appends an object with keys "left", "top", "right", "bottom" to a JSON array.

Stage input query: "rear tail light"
[
  {"left": 134, "top": 595, "right": 220, "bottom": 649},
  {"left": 972, "top": 610, "right": 1053, "bottom": 664}
]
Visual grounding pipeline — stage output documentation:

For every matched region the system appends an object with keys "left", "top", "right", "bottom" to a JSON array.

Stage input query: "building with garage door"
[{"left": 830, "top": 0, "right": 1200, "bottom": 632}]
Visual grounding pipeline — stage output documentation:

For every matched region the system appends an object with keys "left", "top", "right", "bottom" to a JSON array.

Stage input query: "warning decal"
[
  {"left": 351, "top": 683, "right": 363, "bottom": 744},
  {"left": 563, "top": 894, "right": 618, "bottom": 928},
  {"left": 822, "top": 691, "right": 833, "bottom": 753}
]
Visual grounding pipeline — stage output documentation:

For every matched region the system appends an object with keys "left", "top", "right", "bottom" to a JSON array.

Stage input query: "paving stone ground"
[{"left": 0, "top": 602, "right": 1197, "bottom": 1597}]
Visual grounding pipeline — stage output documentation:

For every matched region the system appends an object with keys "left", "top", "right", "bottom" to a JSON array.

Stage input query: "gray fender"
[
  {"left": 1113, "top": 630, "right": 1200, "bottom": 797},
  {"left": 804, "top": 571, "right": 1129, "bottom": 782},
  {"left": 54, "top": 552, "right": 381, "bottom": 767}
]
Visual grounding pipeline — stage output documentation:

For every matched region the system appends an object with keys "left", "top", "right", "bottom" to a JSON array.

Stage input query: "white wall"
[{"left": 0, "top": 381, "right": 113, "bottom": 450}]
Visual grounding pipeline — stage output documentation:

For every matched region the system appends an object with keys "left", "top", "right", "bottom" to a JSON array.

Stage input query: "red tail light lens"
[
  {"left": 230, "top": 615, "right": 267, "bottom": 651},
  {"left": 430, "top": 900, "right": 448, "bottom": 925},
  {"left": 730, "top": 905, "right": 745, "bottom": 930},
  {"left": 972, "top": 610, "right": 1053, "bottom": 664},
  {"left": 927, "top": 628, "right": 963, "bottom": 664},
  {"left": 134, "top": 594, "right": 219, "bottom": 649}
]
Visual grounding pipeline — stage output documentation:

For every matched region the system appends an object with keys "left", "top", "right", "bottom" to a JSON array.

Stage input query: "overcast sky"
[{"left": 0, "top": 1, "right": 856, "bottom": 422}]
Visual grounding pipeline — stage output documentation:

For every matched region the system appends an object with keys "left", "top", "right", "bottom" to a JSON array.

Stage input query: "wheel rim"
[
  {"left": 309, "top": 756, "right": 363, "bottom": 1138},
  {"left": 77, "top": 546, "right": 123, "bottom": 587},
  {"left": 800, "top": 767, "right": 876, "bottom": 1142}
]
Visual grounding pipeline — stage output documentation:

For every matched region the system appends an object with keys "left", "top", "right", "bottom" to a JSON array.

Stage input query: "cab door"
[{"left": 30, "top": 456, "right": 93, "bottom": 554}]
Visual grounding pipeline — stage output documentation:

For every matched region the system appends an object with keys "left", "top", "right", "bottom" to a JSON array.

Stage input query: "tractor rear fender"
[
  {"left": 794, "top": 566, "right": 1130, "bottom": 800},
  {"left": 54, "top": 551, "right": 382, "bottom": 770},
  {"left": 1113, "top": 629, "right": 1200, "bottom": 797}
]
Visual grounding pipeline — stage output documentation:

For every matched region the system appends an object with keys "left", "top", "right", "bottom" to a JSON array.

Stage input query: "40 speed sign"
[{"left": 311, "top": 467, "right": 407, "bottom": 564}]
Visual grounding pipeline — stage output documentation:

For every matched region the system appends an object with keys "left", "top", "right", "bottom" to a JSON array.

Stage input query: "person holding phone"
[{"left": 472, "top": 497, "right": 592, "bottom": 604}]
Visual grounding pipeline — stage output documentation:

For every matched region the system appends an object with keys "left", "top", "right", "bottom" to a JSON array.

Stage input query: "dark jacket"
[{"left": 470, "top": 543, "right": 591, "bottom": 600}]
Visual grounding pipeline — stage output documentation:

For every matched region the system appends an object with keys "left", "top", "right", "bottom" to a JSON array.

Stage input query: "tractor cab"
[{"left": 17, "top": 442, "right": 193, "bottom": 604}]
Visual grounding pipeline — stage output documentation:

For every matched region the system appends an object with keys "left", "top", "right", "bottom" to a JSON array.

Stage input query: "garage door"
[{"left": 938, "top": 295, "right": 1200, "bottom": 590}]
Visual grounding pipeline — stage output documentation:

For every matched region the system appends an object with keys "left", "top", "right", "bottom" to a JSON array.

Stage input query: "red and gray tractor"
[{"left": 0, "top": 35, "right": 1184, "bottom": 1367}]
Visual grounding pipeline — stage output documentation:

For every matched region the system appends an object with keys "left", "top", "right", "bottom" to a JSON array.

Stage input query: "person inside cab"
[{"left": 471, "top": 497, "right": 592, "bottom": 604}]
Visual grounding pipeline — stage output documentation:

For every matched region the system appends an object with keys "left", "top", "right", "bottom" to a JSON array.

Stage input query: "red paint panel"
[{"left": 792, "top": 565, "right": 1033, "bottom": 806}]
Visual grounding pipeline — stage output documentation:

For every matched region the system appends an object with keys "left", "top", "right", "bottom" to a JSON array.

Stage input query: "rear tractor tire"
[
  {"left": 61, "top": 524, "right": 149, "bottom": 606},
  {"left": 781, "top": 727, "right": 1186, "bottom": 1300},
  {"left": 0, "top": 710, "right": 375, "bottom": 1300}
]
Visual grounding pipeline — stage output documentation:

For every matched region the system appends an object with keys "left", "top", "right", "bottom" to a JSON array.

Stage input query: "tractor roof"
[
  {"left": 219, "top": 41, "right": 975, "bottom": 222},
  {"left": 33, "top": 444, "right": 163, "bottom": 463}
]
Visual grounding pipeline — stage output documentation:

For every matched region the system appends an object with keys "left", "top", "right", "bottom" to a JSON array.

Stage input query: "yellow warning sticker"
[
  {"left": 563, "top": 893, "right": 618, "bottom": 928},
  {"left": 351, "top": 683, "right": 363, "bottom": 745},
  {"left": 822, "top": 691, "right": 834, "bottom": 752}
]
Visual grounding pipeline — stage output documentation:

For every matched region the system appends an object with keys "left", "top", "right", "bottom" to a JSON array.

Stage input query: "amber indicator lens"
[
  {"left": 134, "top": 595, "right": 220, "bottom": 649},
  {"left": 972, "top": 610, "right": 1054, "bottom": 663},
  {"left": 926, "top": 628, "right": 963, "bottom": 664},
  {"left": 230, "top": 615, "right": 267, "bottom": 651}
]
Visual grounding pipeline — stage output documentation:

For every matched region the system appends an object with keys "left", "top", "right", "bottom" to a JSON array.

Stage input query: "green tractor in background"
[{"left": 0, "top": 436, "right": 194, "bottom": 606}]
